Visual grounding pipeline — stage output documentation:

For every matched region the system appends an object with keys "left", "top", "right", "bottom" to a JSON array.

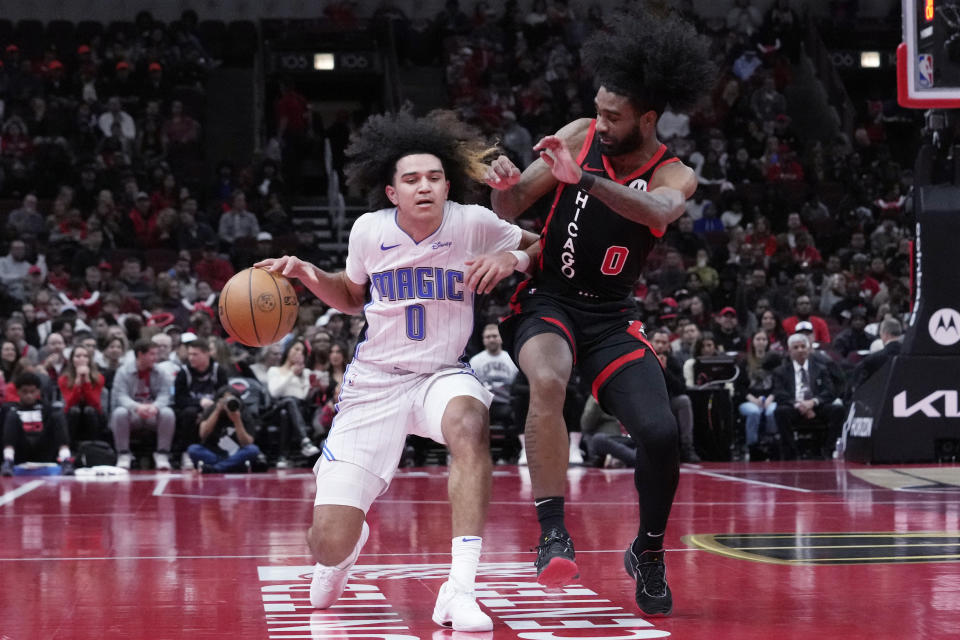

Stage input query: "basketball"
[{"left": 218, "top": 267, "right": 299, "bottom": 347}]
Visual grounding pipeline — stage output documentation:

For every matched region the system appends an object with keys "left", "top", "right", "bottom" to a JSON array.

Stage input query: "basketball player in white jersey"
[{"left": 256, "top": 110, "right": 537, "bottom": 632}]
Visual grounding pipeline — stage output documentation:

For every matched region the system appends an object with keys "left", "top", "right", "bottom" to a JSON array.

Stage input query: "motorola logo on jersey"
[
  {"left": 628, "top": 178, "right": 649, "bottom": 191},
  {"left": 928, "top": 307, "right": 960, "bottom": 346}
]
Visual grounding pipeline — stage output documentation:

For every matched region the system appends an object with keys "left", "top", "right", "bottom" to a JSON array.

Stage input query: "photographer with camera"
[{"left": 186, "top": 385, "right": 261, "bottom": 473}]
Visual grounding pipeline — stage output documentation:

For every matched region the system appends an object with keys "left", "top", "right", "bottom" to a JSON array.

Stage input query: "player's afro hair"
[
  {"left": 581, "top": 4, "right": 715, "bottom": 115},
  {"left": 345, "top": 108, "right": 495, "bottom": 210}
]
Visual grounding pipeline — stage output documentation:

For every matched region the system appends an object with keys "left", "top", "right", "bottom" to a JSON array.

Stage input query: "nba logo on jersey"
[
  {"left": 628, "top": 178, "right": 649, "bottom": 192},
  {"left": 918, "top": 54, "right": 934, "bottom": 89}
]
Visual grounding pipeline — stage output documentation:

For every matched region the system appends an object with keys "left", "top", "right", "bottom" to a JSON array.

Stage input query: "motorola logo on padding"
[{"left": 928, "top": 308, "right": 960, "bottom": 346}]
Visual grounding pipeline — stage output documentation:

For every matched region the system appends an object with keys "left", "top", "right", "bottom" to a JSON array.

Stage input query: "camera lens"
[{"left": 226, "top": 398, "right": 240, "bottom": 412}]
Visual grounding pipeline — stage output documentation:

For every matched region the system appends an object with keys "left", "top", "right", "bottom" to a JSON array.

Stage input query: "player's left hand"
[
  {"left": 465, "top": 252, "right": 518, "bottom": 295},
  {"left": 533, "top": 135, "right": 581, "bottom": 184}
]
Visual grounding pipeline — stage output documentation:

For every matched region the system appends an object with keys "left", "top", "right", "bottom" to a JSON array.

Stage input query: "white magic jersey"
[{"left": 345, "top": 201, "right": 522, "bottom": 374}]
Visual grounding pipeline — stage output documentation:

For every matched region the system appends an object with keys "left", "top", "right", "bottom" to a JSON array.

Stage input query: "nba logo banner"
[{"left": 918, "top": 54, "right": 934, "bottom": 89}]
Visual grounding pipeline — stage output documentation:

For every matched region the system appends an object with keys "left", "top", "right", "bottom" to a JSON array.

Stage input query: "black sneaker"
[
  {"left": 1, "top": 459, "right": 13, "bottom": 477},
  {"left": 534, "top": 528, "right": 580, "bottom": 588},
  {"left": 59, "top": 458, "right": 76, "bottom": 476},
  {"left": 624, "top": 539, "right": 672, "bottom": 616}
]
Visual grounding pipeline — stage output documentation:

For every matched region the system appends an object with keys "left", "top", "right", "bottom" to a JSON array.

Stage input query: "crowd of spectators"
[{"left": 0, "top": 2, "right": 924, "bottom": 471}]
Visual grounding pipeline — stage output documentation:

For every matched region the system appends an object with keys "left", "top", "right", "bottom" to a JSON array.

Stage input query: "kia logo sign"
[
  {"left": 928, "top": 308, "right": 960, "bottom": 346},
  {"left": 893, "top": 390, "right": 960, "bottom": 418}
]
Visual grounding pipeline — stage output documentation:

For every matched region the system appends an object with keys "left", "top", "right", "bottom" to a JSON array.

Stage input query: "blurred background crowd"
[{"left": 0, "top": 0, "right": 924, "bottom": 472}]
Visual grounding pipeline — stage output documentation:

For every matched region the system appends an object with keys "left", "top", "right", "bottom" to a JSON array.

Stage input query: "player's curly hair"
[
  {"left": 345, "top": 108, "right": 495, "bottom": 210},
  {"left": 581, "top": 4, "right": 715, "bottom": 115}
]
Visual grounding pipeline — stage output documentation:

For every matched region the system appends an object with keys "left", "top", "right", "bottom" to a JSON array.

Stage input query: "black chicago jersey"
[{"left": 536, "top": 119, "right": 679, "bottom": 301}]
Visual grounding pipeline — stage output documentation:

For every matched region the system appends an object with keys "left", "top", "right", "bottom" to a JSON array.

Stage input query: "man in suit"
[
  {"left": 848, "top": 318, "right": 903, "bottom": 394},
  {"left": 773, "top": 333, "right": 844, "bottom": 460}
]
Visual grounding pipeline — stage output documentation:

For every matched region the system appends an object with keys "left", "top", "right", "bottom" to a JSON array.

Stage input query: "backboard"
[{"left": 898, "top": 0, "right": 960, "bottom": 108}]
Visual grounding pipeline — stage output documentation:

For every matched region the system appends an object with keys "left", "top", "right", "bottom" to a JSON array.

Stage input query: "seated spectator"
[
  {"left": 2, "top": 372, "right": 73, "bottom": 476},
  {"left": 772, "top": 333, "right": 844, "bottom": 460},
  {"left": 250, "top": 343, "right": 283, "bottom": 385},
  {"left": 849, "top": 317, "right": 903, "bottom": 394},
  {"left": 217, "top": 190, "right": 260, "bottom": 247},
  {"left": 187, "top": 386, "right": 261, "bottom": 473},
  {"left": 683, "top": 331, "right": 717, "bottom": 388},
  {"left": 469, "top": 324, "right": 520, "bottom": 461},
  {"left": 651, "top": 328, "right": 699, "bottom": 462},
  {"left": 671, "top": 321, "right": 700, "bottom": 363},
  {"left": 98, "top": 96, "right": 136, "bottom": 140},
  {"left": 0, "top": 240, "right": 47, "bottom": 302},
  {"left": 6, "top": 194, "right": 46, "bottom": 239},
  {"left": 109, "top": 338, "right": 175, "bottom": 470},
  {"left": 713, "top": 307, "right": 745, "bottom": 352},
  {"left": 783, "top": 294, "right": 831, "bottom": 345},
  {"left": 173, "top": 335, "right": 229, "bottom": 469},
  {"left": 832, "top": 307, "right": 876, "bottom": 358},
  {"left": 266, "top": 338, "right": 322, "bottom": 467},
  {"left": 58, "top": 345, "right": 107, "bottom": 444},
  {"left": 759, "top": 308, "right": 788, "bottom": 352},
  {"left": 1, "top": 340, "right": 21, "bottom": 382},
  {"left": 194, "top": 242, "right": 234, "bottom": 291},
  {"left": 737, "top": 330, "right": 779, "bottom": 457}
]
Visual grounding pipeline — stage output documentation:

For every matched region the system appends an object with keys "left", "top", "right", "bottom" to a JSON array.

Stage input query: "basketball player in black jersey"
[{"left": 484, "top": 7, "right": 714, "bottom": 616}]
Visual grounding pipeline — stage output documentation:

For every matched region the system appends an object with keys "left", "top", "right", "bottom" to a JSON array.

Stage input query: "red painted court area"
[{"left": 1, "top": 462, "right": 959, "bottom": 639}]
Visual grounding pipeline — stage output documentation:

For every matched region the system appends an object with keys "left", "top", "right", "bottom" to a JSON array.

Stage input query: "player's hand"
[
  {"left": 533, "top": 135, "right": 581, "bottom": 184},
  {"left": 254, "top": 256, "right": 310, "bottom": 281},
  {"left": 465, "top": 252, "right": 519, "bottom": 295},
  {"left": 484, "top": 155, "right": 522, "bottom": 190}
]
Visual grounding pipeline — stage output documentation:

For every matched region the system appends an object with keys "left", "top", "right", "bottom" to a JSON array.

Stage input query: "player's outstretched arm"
[
  {"left": 534, "top": 134, "right": 696, "bottom": 234},
  {"left": 488, "top": 118, "right": 591, "bottom": 220},
  {"left": 254, "top": 256, "right": 367, "bottom": 315}
]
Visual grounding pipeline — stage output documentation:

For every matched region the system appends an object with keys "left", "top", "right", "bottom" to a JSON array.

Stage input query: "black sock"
[
  {"left": 633, "top": 530, "right": 665, "bottom": 555},
  {"left": 535, "top": 496, "right": 567, "bottom": 536}
]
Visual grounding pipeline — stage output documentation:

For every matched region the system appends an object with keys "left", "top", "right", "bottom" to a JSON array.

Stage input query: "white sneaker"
[
  {"left": 117, "top": 452, "right": 132, "bottom": 469},
  {"left": 569, "top": 447, "right": 584, "bottom": 465},
  {"left": 153, "top": 452, "right": 171, "bottom": 470},
  {"left": 275, "top": 457, "right": 290, "bottom": 470},
  {"left": 431, "top": 580, "right": 492, "bottom": 632},
  {"left": 310, "top": 521, "right": 370, "bottom": 609},
  {"left": 181, "top": 451, "right": 194, "bottom": 471},
  {"left": 301, "top": 439, "right": 321, "bottom": 457},
  {"left": 517, "top": 448, "right": 527, "bottom": 466}
]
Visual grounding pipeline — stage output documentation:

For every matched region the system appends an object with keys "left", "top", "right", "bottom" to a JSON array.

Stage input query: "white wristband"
[{"left": 509, "top": 250, "right": 531, "bottom": 272}]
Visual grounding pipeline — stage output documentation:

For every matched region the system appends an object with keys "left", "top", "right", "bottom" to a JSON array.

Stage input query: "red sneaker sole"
[{"left": 536, "top": 557, "right": 580, "bottom": 588}]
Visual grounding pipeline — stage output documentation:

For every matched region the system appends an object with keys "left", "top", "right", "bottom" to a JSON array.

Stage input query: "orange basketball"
[{"left": 218, "top": 268, "right": 299, "bottom": 347}]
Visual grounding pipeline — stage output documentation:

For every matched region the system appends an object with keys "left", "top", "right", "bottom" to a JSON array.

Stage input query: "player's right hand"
[
  {"left": 484, "top": 155, "right": 522, "bottom": 190},
  {"left": 254, "top": 256, "right": 308, "bottom": 281}
]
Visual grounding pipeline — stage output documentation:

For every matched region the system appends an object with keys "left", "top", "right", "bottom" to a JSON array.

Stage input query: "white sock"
[
  {"left": 569, "top": 431, "right": 582, "bottom": 451},
  {"left": 449, "top": 536, "right": 482, "bottom": 592},
  {"left": 3, "top": 447, "right": 13, "bottom": 461},
  {"left": 58, "top": 446, "right": 71, "bottom": 461}
]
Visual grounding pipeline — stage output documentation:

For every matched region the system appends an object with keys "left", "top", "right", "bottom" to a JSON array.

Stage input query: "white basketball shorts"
[{"left": 313, "top": 360, "right": 492, "bottom": 511}]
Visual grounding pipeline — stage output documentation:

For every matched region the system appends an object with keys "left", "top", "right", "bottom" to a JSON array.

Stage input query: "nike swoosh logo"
[
  {"left": 380, "top": 243, "right": 401, "bottom": 251},
  {"left": 581, "top": 163, "right": 604, "bottom": 173},
  {"left": 460, "top": 537, "right": 482, "bottom": 542},
  {"left": 534, "top": 499, "right": 551, "bottom": 507}
]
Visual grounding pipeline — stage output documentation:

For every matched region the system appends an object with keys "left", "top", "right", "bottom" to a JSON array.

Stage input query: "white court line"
[
  {"left": 0, "top": 548, "right": 701, "bottom": 562},
  {"left": 0, "top": 479, "right": 44, "bottom": 507},
  {"left": 152, "top": 476, "right": 172, "bottom": 496},
  {"left": 695, "top": 469, "right": 812, "bottom": 493}
]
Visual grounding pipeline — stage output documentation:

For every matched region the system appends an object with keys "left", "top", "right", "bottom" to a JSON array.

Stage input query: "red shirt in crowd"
[{"left": 58, "top": 373, "right": 105, "bottom": 413}]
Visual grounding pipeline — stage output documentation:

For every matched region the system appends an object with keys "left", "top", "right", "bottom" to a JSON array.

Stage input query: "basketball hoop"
[{"left": 898, "top": 0, "right": 960, "bottom": 108}]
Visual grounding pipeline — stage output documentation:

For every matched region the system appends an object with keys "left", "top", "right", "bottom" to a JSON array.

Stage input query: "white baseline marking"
[
  {"left": 0, "top": 548, "right": 702, "bottom": 562},
  {"left": 152, "top": 476, "right": 172, "bottom": 496},
  {"left": 695, "top": 469, "right": 812, "bottom": 493},
  {"left": 0, "top": 480, "right": 44, "bottom": 507}
]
